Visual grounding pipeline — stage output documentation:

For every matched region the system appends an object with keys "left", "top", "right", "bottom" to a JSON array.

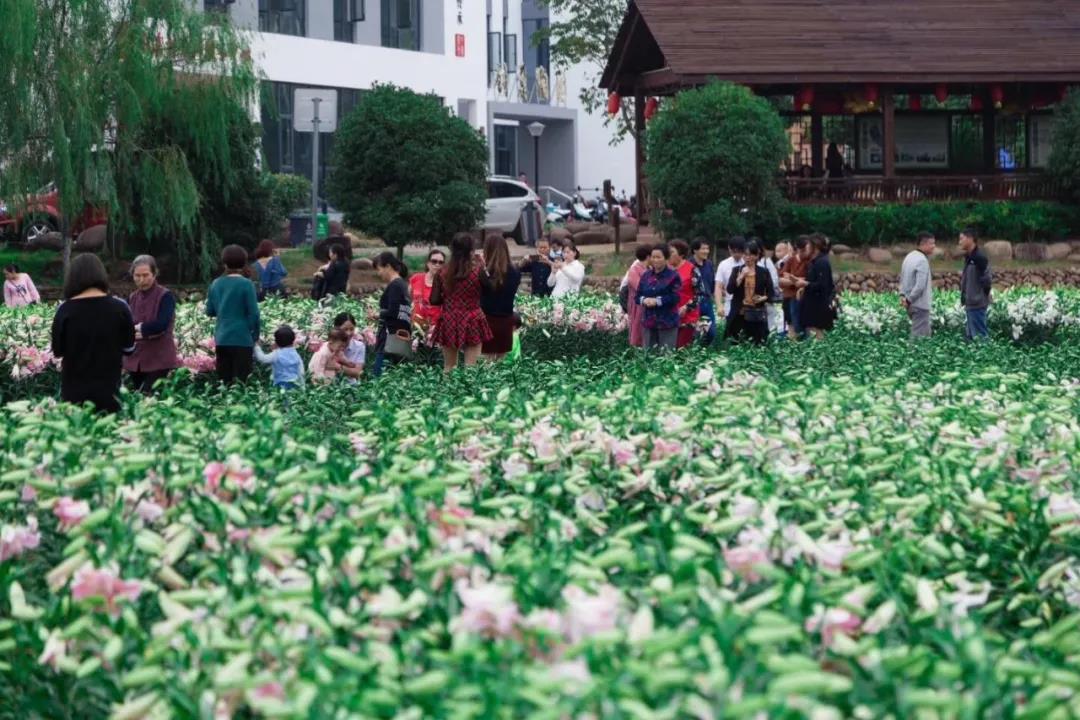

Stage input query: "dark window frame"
[{"left": 259, "top": 0, "right": 306, "bottom": 36}]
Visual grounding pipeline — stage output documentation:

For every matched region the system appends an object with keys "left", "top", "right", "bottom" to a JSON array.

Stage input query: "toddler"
[
  {"left": 254, "top": 325, "right": 305, "bottom": 389},
  {"left": 308, "top": 328, "right": 351, "bottom": 384}
]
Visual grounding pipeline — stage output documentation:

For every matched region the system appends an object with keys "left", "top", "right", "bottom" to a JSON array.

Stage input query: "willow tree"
[{"left": 0, "top": 0, "right": 257, "bottom": 279}]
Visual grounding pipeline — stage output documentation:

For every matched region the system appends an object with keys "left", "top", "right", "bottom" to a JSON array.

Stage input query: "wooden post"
[
  {"left": 604, "top": 179, "right": 621, "bottom": 255},
  {"left": 634, "top": 86, "right": 647, "bottom": 226},
  {"left": 882, "top": 89, "right": 896, "bottom": 201},
  {"left": 983, "top": 93, "right": 997, "bottom": 177},
  {"left": 810, "top": 111, "right": 824, "bottom": 177}
]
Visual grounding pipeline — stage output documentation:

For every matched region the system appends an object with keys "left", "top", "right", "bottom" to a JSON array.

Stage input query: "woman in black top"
[
  {"left": 480, "top": 235, "right": 522, "bottom": 360},
  {"left": 725, "top": 240, "right": 777, "bottom": 346},
  {"left": 314, "top": 244, "right": 350, "bottom": 299},
  {"left": 50, "top": 254, "right": 136, "bottom": 413},
  {"left": 796, "top": 234, "right": 836, "bottom": 340},
  {"left": 371, "top": 252, "right": 412, "bottom": 377}
]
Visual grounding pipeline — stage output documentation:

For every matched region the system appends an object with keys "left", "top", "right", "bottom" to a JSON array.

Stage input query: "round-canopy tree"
[
  {"left": 326, "top": 85, "right": 488, "bottom": 258},
  {"left": 646, "top": 81, "right": 788, "bottom": 241},
  {"left": 1050, "top": 89, "right": 1080, "bottom": 202}
]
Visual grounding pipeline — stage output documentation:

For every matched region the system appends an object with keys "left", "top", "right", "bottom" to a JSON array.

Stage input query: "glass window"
[
  {"left": 504, "top": 34, "right": 518, "bottom": 69},
  {"left": 204, "top": 0, "right": 232, "bottom": 13},
  {"left": 334, "top": 0, "right": 365, "bottom": 42},
  {"left": 488, "top": 32, "right": 503, "bottom": 83},
  {"left": 381, "top": 0, "right": 420, "bottom": 51},
  {"left": 261, "top": 81, "right": 367, "bottom": 188},
  {"left": 259, "top": 0, "right": 305, "bottom": 36},
  {"left": 996, "top": 115, "right": 1027, "bottom": 170},
  {"left": 951, "top": 115, "right": 984, "bottom": 172},
  {"left": 493, "top": 126, "right": 518, "bottom": 178},
  {"left": 530, "top": 20, "right": 549, "bottom": 72}
]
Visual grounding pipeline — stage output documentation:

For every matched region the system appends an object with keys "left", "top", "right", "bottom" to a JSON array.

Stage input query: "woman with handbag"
[
  {"left": 479, "top": 235, "right": 521, "bottom": 361},
  {"left": 371, "top": 253, "right": 413, "bottom": 377},
  {"left": 430, "top": 233, "right": 492, "bottom": 373},
  {"left": 726, "top": 240, "right": 776, "bottom": 346}
]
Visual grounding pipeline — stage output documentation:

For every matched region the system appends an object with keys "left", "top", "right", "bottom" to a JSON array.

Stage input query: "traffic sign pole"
[{"left": 311, "top": 98, "right": 321, "bottom": 245}]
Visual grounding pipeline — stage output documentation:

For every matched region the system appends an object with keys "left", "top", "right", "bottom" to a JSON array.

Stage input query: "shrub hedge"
[{"left": 767, "top": 201, "right": 1080, "bottom": 246}]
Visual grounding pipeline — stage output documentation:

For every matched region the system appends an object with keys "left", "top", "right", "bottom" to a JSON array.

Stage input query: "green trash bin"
[{"left": 316, "top": 213, "right": 330, "bottom": 240}]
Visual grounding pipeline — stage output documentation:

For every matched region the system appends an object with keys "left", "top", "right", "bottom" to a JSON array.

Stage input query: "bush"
[
  {"left": 771, "top": 201, "right": 1080, "bottom": 246},
  {"left": 646, "top": 81, "right": 788, "bottom": 241},
  {"left": 266, "top": 173, "right": 312, "bottom": 224},
  {"left": 1050, "top": 89, "right": 1080, "bottom": 202},
  {"left": 326, "top": 85, "right": 488, "bottom": 257}
]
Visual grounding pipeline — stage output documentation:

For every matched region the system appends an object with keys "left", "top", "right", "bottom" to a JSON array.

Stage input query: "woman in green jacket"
[{"left": 206, "top": 245, "right": 261, "bottom": 384}]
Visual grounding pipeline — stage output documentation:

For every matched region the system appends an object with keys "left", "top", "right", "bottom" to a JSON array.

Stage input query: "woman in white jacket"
[{"left": 547, "top": 242, "right": 586, "bottom": 298}]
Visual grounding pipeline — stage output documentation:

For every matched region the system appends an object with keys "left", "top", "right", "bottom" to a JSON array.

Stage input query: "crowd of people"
[{"left": 38, "top": 224, "right": 995, "bottom": 413}]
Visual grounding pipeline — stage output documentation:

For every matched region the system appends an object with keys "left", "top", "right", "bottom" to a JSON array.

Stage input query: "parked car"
[
  {"left": 0, "top": 183, "right": 107, "bottom": 244},
  {"left": 484, "top": 176, "right": 543, "bottom": 245}
]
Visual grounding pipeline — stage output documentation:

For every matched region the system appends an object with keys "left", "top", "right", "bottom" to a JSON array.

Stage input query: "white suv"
[{"left": 484, "top": 176, "right": 543, "bottom": 245}]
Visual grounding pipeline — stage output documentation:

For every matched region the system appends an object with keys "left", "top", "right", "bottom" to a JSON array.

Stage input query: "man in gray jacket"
[
  {"left": 958, "top": 227, "right": 992, "bottom": 340},
  {"left": 900, "top": 232, "right": 935, "bottom": 338}
]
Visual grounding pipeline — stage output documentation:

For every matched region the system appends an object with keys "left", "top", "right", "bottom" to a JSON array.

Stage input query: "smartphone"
[{"left": 549, "top": 251, "right": 564, "bottom": 262}]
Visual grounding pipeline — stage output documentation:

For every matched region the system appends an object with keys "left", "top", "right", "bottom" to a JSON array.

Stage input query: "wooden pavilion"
[{"left": 601, "top": 0, "right": 1080, "bottom": 210}]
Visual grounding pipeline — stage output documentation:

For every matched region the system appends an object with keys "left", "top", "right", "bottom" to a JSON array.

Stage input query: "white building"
[{"left": 200, "top": 0, "right": 633, "bottom": 200}]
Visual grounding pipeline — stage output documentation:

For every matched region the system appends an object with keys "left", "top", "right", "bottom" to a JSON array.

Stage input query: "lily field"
[{"left": 3, "top": 291, "right": 1080, "bottom": 718}]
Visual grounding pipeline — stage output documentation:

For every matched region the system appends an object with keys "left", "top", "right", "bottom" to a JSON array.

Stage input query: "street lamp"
[{"left": 527, "top": 121, "right": 545, "bottom": 191}]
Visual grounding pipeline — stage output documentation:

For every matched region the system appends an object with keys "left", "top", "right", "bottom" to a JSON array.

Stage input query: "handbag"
[
  {"left": 384, "top": 329, "right": 414, "bottom": 359},
  {"left": 618, "top": 283, "right": 630, "bottom": 313},
  {"left": 742, "top": 305, "right": 768, "bottom": 323}
]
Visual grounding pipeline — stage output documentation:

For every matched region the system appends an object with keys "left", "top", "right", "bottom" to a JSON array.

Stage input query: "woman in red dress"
[
  {"left": 431, "top": 233, "right": 492, "bottom": 372},
  {"left": 410, "top": 248, "right": 445, "bottom": 334}
]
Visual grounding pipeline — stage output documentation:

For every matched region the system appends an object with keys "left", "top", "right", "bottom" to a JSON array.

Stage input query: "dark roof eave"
[{"left": 611, "top": 70, "right": 1080, "bottom": 95}]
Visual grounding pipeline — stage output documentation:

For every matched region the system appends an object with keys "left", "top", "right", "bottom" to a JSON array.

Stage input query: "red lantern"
[
  {"left": 644, "top": 97, "right": 659, "bottom": 121},
  {"left": 970, "top": 95, "right": 984, "bottom": 111},
  {"left": 934, "top": 84, "right": 949, "bottom": 103},
  {"left": 607, "top": 93, "right": 621, "bottom": 116},
  {"left": 990, "top": 84, "right": 1004, "bottom": 109},
  {"left": 797, "top": 85, "right": 815, "bottom": 112},
  {"left": 864, "top": 84, "right": 880, "bottom": 108},
  {"left": 909, "top": 94, "right": 922, "bottom": 111}
]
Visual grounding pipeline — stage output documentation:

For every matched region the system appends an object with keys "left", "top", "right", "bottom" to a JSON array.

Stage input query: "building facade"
[{"left": 199, "top": 0, "right": 634, "bottom": 202}]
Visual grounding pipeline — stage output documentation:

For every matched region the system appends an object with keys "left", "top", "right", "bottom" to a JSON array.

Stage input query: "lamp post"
[{"left": 527, "top": 121, "right": 545, "bottom": 193}]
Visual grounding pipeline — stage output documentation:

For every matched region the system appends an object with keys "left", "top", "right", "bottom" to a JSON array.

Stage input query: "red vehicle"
[{"left": 0, "top": 183, "right": 107, "bottom": 244}]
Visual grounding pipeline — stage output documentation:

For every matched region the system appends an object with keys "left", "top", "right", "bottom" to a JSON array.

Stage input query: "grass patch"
[{"left": 0, "top": 246, "right": 61, "bottom": 282}]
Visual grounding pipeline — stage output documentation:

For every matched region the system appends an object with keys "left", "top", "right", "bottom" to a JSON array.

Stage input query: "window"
[
  {"left": 204, "top": 0, "right": 234, "bottom": 12},
  {"left": 381, "top": 0, "right": 420, "bottom": 51},
  {"left": 996, "top": 115, "right": 1027, "bottom": 170},
  {"left": 261, "top": 82, "right": 366, "bottom": 188},
  {"left": 504, "top": 34, "right": 518, "bottom": 70},
  {"left": 489, "top": 178, "right": 529, "bottom": 198},
  {"left": 488, "top": 32, "right": 503, "bottom": 82},
  {"left": 334, "top": 0, "right": 364, "bottom": 42},
  {"left": 493, "top": 126, "right": 518, "bottom": 177},
  {"left": 528, "top": 19, "right": 550, "bottom": 72},
  {"left": 259, "top": 0, "right": 305, "bottom": 36}
]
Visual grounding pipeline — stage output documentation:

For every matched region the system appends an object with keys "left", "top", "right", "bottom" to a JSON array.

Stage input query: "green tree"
[
  {"left": 0, "top": 0, "right": 256, "bottom": 278},
  {"left": 326, "top": 85, "right": 488, "bottom": 258},
  {"left": 1049, "top": 90, "right": 1080, "bottom": 202},
  {"left": 536, "top": 0, "right": 635, "bottom": 144},
  {"left": 646, "top": 82, "right": 788, "bottom": 241}
]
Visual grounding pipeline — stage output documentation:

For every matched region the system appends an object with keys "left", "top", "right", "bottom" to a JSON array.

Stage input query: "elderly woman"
[{"left": 124, "top": 255, "right": 180, "bottom": 393}]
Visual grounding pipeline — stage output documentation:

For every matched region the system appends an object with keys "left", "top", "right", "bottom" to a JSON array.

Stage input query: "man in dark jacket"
[
  {"left": 958, "top": 227, "right": 991, "bottom": 340},
  {"left": 519, "top": 237, "right": 554, "bottom": 297}
]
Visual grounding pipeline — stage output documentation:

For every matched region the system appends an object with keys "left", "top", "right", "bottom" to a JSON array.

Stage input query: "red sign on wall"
[{"left": 455, "top": 34, "right": 465, "bottom": 57}]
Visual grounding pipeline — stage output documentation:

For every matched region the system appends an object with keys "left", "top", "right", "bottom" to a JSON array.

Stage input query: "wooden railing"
[{"left": 780, "top": 174, "right": 1063, "bottom": 204}]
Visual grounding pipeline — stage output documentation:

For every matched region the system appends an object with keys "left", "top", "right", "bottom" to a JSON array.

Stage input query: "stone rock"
[
  {"left": 866, "top": 247, "right": 892, "bottom": 264},
  {"left": 314, "top": 235, "right": 354, "bottom": 262},
  {"left": 1069, "top": 240, "right": 1080, "bottom": 253},
  {"left": 548, "top": 227, "right": 572, "bottom": 243},
  {"left": 832, "top": 244, "right": 853, "bottom": 254},
  {"left": 573, "top": 228, "right": 614, "bottom": 246},
  {"left": 613, "top": 222, "right": 640, "bottom": 244},
  {"left": 329, "top": 220, "right": 345, "bottom": 237},
  {"left": 74, "top": 224, "right": 107, "bottom": 252},
  {"left": 1047, "top": 242, "right": 1073, "bottom": 261},
  {"left": 565, "top": 221, "right": 592, "bottom": 235},
  {"left": 1068, "top": 252, "right": 1080, "bottom": 263},
  {"left": 29, "top": 232, "right": 65, "bottom": 252},
  {"left": 891, "top": 243, "right": 914, "bottom": 258},
  {"left": 982, "top": 240, "right": 1014, "bottom": 261},
  {"left": 1013, "top": 243, "right": 1048, "bottom": 262},
  {"left": 351, "top": 258, "right": 374, "bottom": 271}
]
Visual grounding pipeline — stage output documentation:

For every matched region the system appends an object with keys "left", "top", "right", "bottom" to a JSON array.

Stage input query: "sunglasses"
[{"left": 430, "top": 259, "right": 445, "bottom": 265}]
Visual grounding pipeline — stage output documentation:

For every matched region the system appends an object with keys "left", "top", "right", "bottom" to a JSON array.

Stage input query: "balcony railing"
[{"left": 780, "top": 174, "right": 1063, "bottom": 204}]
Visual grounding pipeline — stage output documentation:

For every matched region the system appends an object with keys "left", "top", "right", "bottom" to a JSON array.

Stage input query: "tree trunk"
[{"left": 61, "top": 216, "right": 72, "bottom": 279}]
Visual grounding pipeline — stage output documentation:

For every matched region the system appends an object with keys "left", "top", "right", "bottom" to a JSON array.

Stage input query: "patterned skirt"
[{"left": 432, "top": 309, "right": 493, "bottom": 349}]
